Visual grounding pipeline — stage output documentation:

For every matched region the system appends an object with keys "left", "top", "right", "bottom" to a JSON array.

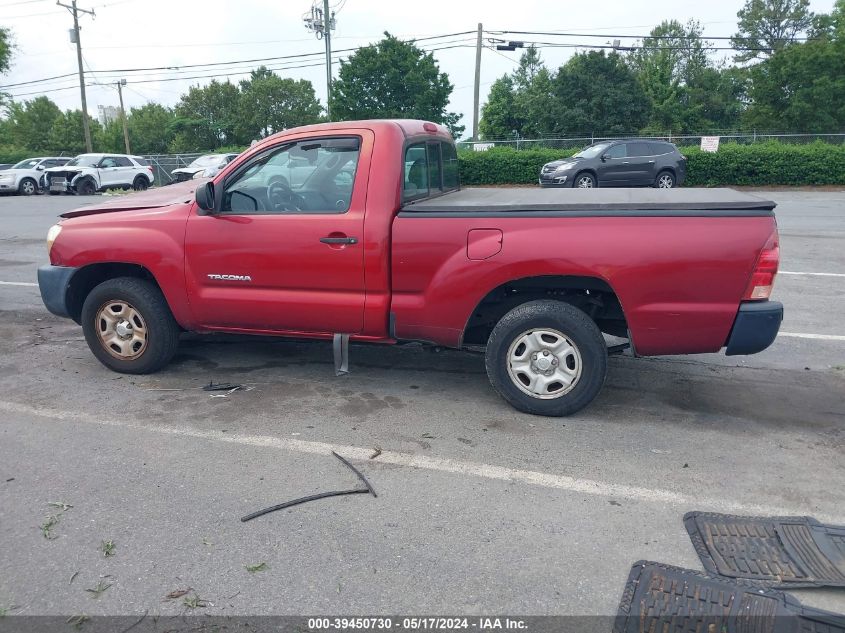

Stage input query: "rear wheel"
[
  {"left": 81, "top": 277, "right": 180, "bottom": 374},
  {"left": 18, "top": 177, "right": 37, "bottom": 196},
  {"left": 485, "top": 300, "right": 608, "bottom": 416},
  {"left": 655, "top": 170, "right": 675, "bottom": 188},
  {"left": 574, "top": 172, "right": 597, "bottom": 188},
  {"left": 133, "top": 176, "right": 149, "bottom": 191}
]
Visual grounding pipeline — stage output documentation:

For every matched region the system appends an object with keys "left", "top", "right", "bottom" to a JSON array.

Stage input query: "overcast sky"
[{"left": 1, "top": 0, "right": 837, "bottom": 135}]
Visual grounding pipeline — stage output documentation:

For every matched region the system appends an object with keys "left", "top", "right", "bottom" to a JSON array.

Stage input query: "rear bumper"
[
  {"left": 37, "top": 264, "right": 78, "bottom": 319},
  {"left": 725, "top": 300, "right": 783, "bottom": 356}
]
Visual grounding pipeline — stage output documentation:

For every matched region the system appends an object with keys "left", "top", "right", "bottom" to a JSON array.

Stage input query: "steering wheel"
[{"left": 266, "top": 177, "right": 305, "bottom": 212}]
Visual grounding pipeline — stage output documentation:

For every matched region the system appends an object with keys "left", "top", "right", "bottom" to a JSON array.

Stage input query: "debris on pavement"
[
  {"left": 100, "top": 540, "right": 116, "bottom": 557},
  {"left": 240, "top": 451, "right": 377, "bottom": 522},
  {"left": 85, "top": 581, "right": 112, "bottom": 598},
  {"left": 69, "top": 571, "right": 79, "bottom": 585},
  {"left": 202, "top": 381, "right": 244, "bottom": 391},
  {"left": 245, "top": 562, "right": 268, "bottom": 573},
  {"left": 165, "top": 588, "right": 192, "bottom": 600},
  {"left": 40, "top": 514, "right": 60, "bottom": 539},
  {"left": 370, "top": 446, "right": 382, "bottom": 459}
]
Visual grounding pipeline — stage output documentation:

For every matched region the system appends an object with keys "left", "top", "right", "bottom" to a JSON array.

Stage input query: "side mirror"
[
  {"left": 600, "top": 155, "right": 608, "bottom": 162},
  {"left": 195, "top": 181, "right": 216, "bottom": 214},
  {"left": 36, "top": 165, "right": 44, "bottom": 171}
]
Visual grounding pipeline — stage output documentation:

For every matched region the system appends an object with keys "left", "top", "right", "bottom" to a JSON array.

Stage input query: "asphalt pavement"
[{"left": 0, "top": 190, "right": 843, "bottom": 619}]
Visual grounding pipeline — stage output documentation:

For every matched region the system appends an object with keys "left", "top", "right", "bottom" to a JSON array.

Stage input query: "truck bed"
[{"left": 399, "top": 187, "right": 776, "bottom": 216}]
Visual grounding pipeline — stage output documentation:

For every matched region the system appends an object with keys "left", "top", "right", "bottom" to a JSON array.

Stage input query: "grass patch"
[
  {"left": 100, "top": 540, "right": 116, "bottom": 557},
  {"left": 48, "top": 501, "right": 73, "bottom": 511},
  {"left": 182, "top": 593, "right": 209, "bottom": 609},
  {"left": 66, "top": 614, "right": 89, "bottom": 629},
  {"left": 85, "top": 581, "right": 112, "bottom": 598},
  {"left": 40, "top": 515, "right": 60, "bottom": 540},
  {"left": 245, "top": 562, "right": 268, "bottom": 573}
]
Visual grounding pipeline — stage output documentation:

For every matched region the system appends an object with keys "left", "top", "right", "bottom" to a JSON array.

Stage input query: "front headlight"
[
  {"left": 555, "top": 163, "right": 575, "bottom": 172},
  {"left": 47, "top": 224, "right": 62, "bottom": 254}
]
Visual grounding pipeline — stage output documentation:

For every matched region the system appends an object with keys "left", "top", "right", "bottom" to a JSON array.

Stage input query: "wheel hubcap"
[
  {"left": 23, "top": 181, "right": 34, "bottom": 194},
  {"left": 659, "top": 175, "right": 673, "bottom": 188},
  {"left": 507, "top": 329, "right": 582, "bottom": 399},
  {"left": 577, "top": 176, "right": 594, "bottom": 188},
  {"left": 96, "top": 300, "right": 148, "bottom": 359}
]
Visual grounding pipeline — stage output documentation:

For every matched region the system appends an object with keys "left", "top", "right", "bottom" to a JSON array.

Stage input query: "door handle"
[{"left": 320, "top": 236, "right": 358, "bottom": 245}]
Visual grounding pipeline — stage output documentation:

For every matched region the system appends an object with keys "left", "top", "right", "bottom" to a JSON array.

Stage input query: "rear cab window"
[{"left": 403, "top": 140, "right": 460, "bottom": 202}]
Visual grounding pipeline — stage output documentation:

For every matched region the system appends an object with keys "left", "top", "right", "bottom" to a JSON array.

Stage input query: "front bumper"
[
  {"left": 37, "top": 264, "right": 79, "bottom": 319},
  {"left": 725, "top": 300, "right": 783, "bottom": 355},
  {"left": 539, "top": 173, "right": 569, "bottom": 187}
]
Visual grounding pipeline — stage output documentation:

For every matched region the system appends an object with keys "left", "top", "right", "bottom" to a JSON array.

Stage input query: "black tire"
[
  {"left": 81, "top": 277, "right": 180, "bottom": 374},
  {"left": 654, "top": 170, "right": 676, "bottom": 188},
  {"left": 573, "top": 172, "right": 597, "bottom": 188},
  {"left": 133, "top": 176, "right": 149, "bottom": 191},
  {"left": 77, "top": 178, "right": 97, "bottom": 195},
  {"left": 485, "top": 300, "right": 608, "bottom": 416},
  {"left": 18, "top": 177, "right": 37, "bottom": 196}
]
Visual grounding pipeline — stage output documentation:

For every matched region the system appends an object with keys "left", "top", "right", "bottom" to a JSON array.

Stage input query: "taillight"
[
  {"left": 743, "top": 230, "right": 779, "bottom": 300},
  {"left": 147, "top": 166, "right": 154, "bottom": 173}
]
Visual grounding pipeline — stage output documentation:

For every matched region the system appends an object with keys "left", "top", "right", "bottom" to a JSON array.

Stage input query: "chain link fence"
[
  {"left": 457, "top": 133, "right": 845, "bottom": 152},
  {"left": 143, "top": 153, "right": 204, "bottom": 185}
]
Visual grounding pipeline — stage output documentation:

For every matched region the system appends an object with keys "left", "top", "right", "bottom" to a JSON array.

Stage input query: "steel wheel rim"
[
  {"left": 658, "top": 174, "right": 673, "bottom": 188},
  {"left": 506, "top": 328, "right": 583, "bottom": 399},
  {"left": 577, "top": 176, "right": 594, "bottom": 188},
  {"left": 95, "top": 300, "right": 148, "bottom": 360},
  {"left": 22, "top": 180, "right": 35, "bottom": 195}
]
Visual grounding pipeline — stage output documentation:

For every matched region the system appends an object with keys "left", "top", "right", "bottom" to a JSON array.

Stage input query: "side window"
[
  {"left": 41, "top": 160, "right": 56, "bottom": 168},
  {"left": 403, "top": 143, "right": 428, "bottom": 201},
  {"left": 221, "top": 136, "right": 360, "bottom": 215},
  {"left": 100, "top": 157, "right": 120, "bottom": 168},
  {"left": 627, "top": 142, "right": 652, "bottom": 157},
  {"left": 115, "top": 157, "right": 133, "bottom": 167},
  {"left": 427, "top": 142, "right": 442, "bottom": 191},
  {"left": 605, "top": 144, "right": 627, "bottom": 159},
  {"left": 442, "top": 142, "right": 459, "bottom": 190},
  {"left": 133, "top": 157, "right": 150, "bottom": 167}
]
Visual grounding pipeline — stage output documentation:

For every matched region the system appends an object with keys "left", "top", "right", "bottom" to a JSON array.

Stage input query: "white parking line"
[
  {"left": 779, "top": 332, "right": 845, "bottom": 341},
  {"left": 0, "top": 399, "right": 837, "bottom": 521},
  {"left": 0, "top": 281, "right": 37, "bottom": 287},
  {"left": 780, "top": 271, "right": 845, "bottom": 278}
]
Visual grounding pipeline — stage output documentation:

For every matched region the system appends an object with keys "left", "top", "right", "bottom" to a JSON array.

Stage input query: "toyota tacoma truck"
[{"left": 38, "top": 119, "right": 783, "bottom": 416}]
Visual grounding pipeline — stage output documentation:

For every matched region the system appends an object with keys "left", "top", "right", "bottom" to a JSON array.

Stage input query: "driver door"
[{"left": 184, "top": 130, "right": 372, "bottom": 334}]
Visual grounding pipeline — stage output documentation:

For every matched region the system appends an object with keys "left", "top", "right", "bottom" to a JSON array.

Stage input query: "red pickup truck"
[{"left": 38, "top": 119, "right": 782, "bottom": 416}]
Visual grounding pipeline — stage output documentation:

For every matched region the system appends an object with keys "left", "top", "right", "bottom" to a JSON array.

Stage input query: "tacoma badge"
[{"left": 207, "top": 274, "right": 252, "bottom": 282}]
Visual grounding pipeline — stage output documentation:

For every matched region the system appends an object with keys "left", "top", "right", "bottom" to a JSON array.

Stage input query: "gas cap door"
[{"left": 467, "top": 228, "right": 503, "bottom": 261}]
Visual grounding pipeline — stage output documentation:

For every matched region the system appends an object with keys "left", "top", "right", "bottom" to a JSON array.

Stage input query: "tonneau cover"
[{"left": 400, "top": 187, "right": 776, "bottom": 214}]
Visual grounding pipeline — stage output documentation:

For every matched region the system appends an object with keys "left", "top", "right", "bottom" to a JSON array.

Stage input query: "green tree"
[
  {"left": 479, "top": 46, "right": 557, "bottom": 138},
  {"left": 7, "top": 96, "right": 62, "bottom": 151},
  {"left": 47, "top": 109, "right": 102, "bottom": 155},
  {"left": 330, "top": 33, "right": 464, "bottom": 138},
  {"left": 171, "top": 80, "right": 240, "bottom": 151},
  {"left": 236, "top": 67, "right": 322, "bottom": 141},
  {"left": 0, "top": 26, "right": 13, "bottom": 75},
  {"left": 550, "top": 51, "right": 649, "bottom": 136},
  {"left": 731, "top": 0, "right": 814, "bottom": 61},
  {"left": 127, "top": 103, "right": 176, "bottom": 154}
]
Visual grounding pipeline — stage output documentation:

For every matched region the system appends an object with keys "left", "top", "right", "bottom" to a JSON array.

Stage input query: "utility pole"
[
  {"left": 472, "top": 23, "right": 482, "bottom": 142},
  {"left": 116, "top": 79, "right": 130, "bottom": 154},
  {"left": 304, "top": 1, "right": 336, "bottom": 120},
  {"left": 58, "top": 0, "right": 95, "bottom": 153}
]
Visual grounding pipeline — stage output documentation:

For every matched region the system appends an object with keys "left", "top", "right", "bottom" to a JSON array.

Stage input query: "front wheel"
[
  {"left": 485, "top": 300, "right": 608, "bottom": 416},
  {"left": 81, "top": 277, "right": 180, "bottom": 374},
  {"left": 133, "top": 176, "right": 149, "bottom": 191},
  {"left": 77, "top": 178, "right": 97, "bottom": 195},
  {"left": 574, "top": 172, "right": 597, "bottom": 188}
]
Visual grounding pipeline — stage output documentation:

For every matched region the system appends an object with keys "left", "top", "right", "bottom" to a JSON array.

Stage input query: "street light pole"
[
  {"left": 472, "top": 22, "right": 482, "bottom": 142},
  {"left": 116, "top": 79, "right": 130, "bottom": 154},
  {"left": 323, "top": 0, "right": 332, "bottom": 121},
  {"left": 58, "top": 0, "right": 95, "bottom": 153}
]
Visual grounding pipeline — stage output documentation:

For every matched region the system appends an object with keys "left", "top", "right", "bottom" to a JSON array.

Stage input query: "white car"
[
  {"left": 0, "top": 157, "right": 71, "bottom": 195},
  {"left": 172, "top": 153, "right": 238, "bottom": 182},
  {"left": 44, "top": 153, "right": 155, "bottom": 195}
]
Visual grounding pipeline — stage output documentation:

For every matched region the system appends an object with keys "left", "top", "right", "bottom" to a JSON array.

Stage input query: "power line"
[{"left": 488, "top": 29, "right": 817, "bottom": 42}]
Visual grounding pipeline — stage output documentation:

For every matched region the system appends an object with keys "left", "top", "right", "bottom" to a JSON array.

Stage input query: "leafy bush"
[{"left": 458, "top": 141, "right": 845, "bottom": 186}]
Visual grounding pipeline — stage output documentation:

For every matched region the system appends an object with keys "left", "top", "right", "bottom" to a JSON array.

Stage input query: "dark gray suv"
[{"left": 539, "top": 140, "right": 686, "bottom": 188}]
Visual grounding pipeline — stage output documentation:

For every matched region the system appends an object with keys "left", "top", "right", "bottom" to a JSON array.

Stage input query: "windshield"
[
  {"left": 12, "top": 159, "right": 40, "bottom": 169},
  {"left": 573, "top": 143, "right": 612, "bottom": 159},
  {"left": 189, "top": 155, "right": 224, "bottom": 168},
  {"left": 66, "top": 156, "right": 100, "bottom": 167}
]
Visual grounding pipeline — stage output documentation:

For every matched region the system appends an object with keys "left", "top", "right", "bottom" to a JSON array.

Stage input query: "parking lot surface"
[{"left": 0, "top": 190, "right": 843, "bottom": 617}]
